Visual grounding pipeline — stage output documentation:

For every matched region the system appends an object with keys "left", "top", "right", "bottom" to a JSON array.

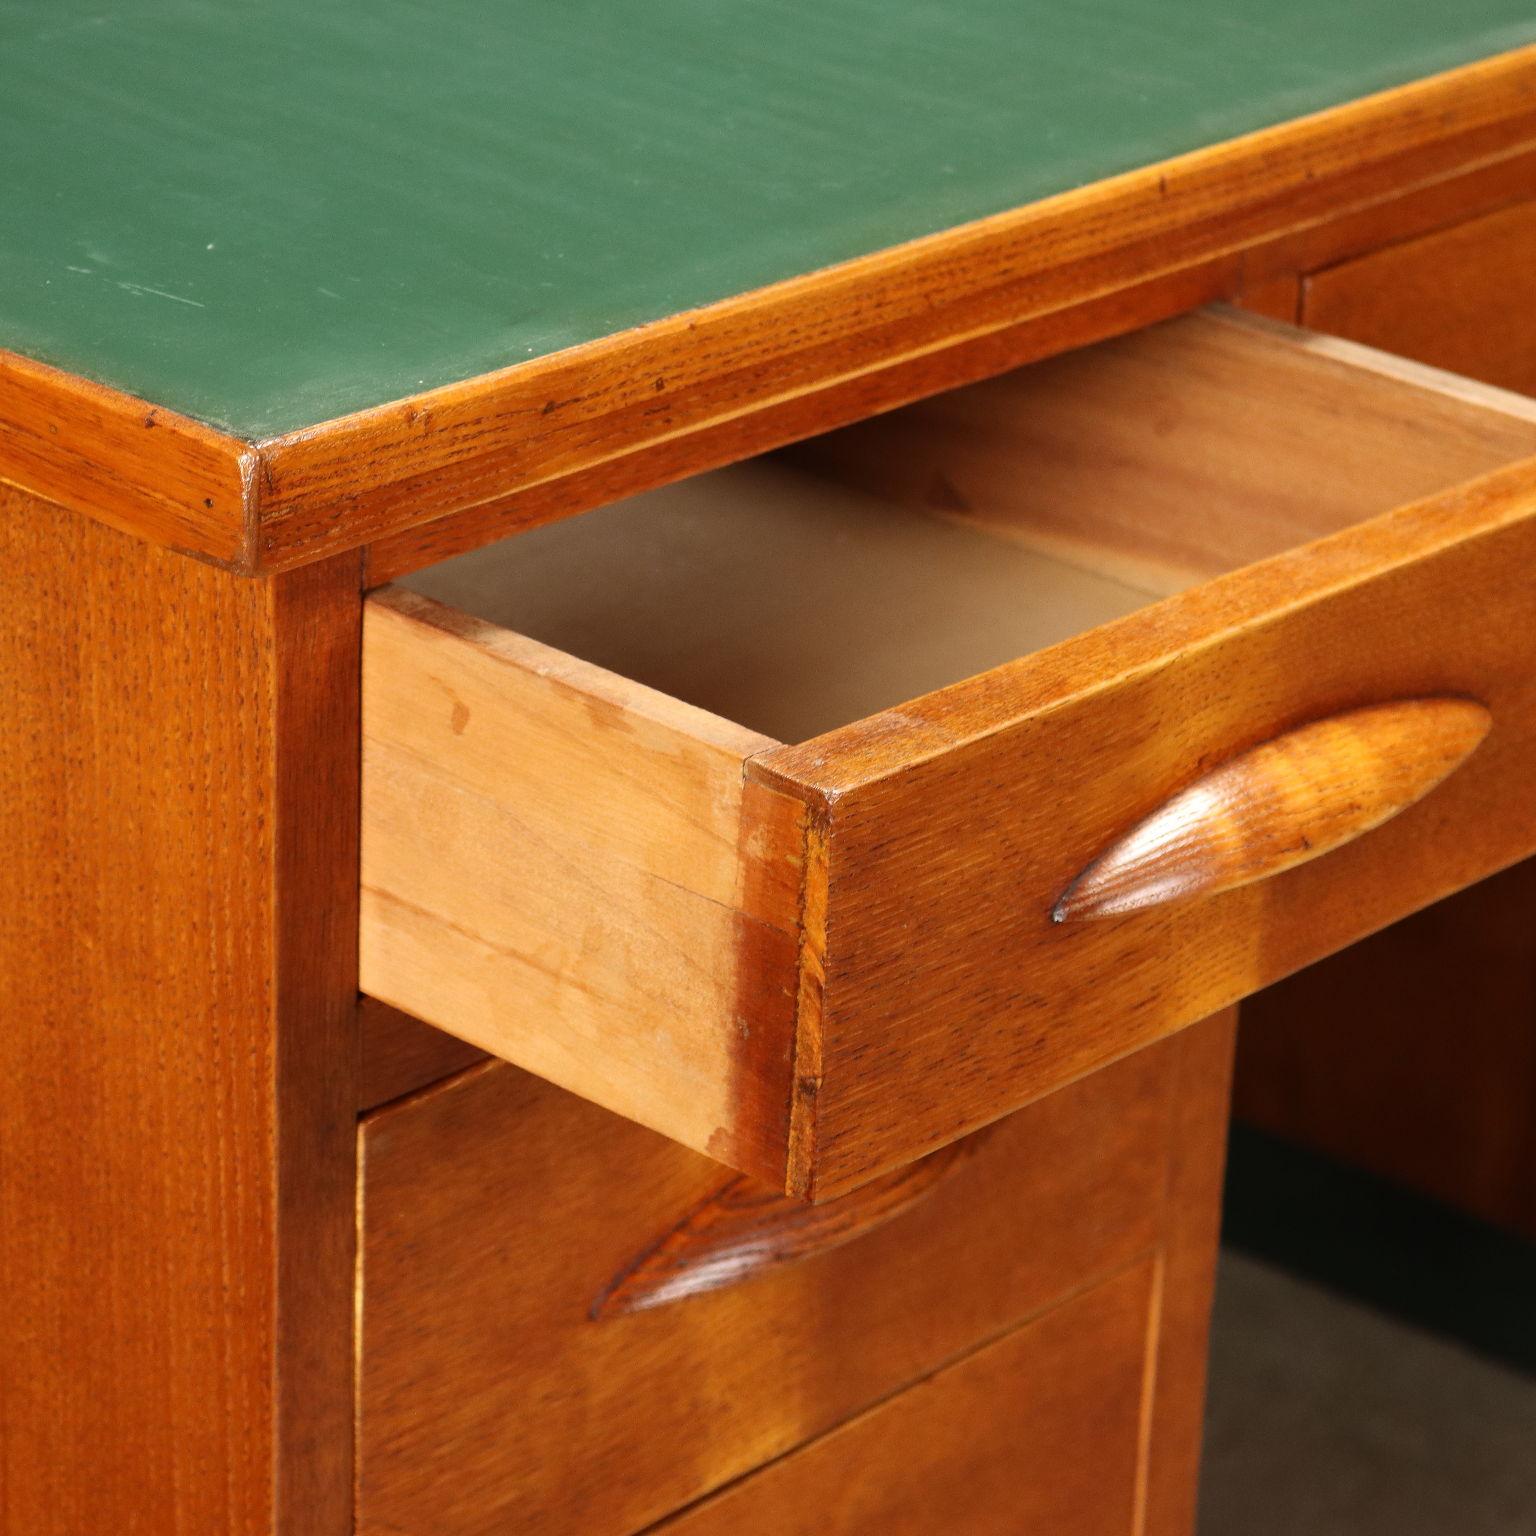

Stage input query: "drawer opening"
[{"left": 399, "top": 308, "right": 1536, "bottom": 745}]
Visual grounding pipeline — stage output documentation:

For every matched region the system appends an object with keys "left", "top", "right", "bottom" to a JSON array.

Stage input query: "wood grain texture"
[
  {"left": 1142, "top": 1010, "right": 1238, "bottom": 1536},
  {"left": 755, "top": 454, "right": 1536, "bottom": 1197},
  {"left": 1053, "top": 699, "right": 1491, "bottom": 922},
  {"left": 359, "top": 586, "right": 803, "bottom": 1182},
  {"left": 592, "top": 1136, "right": 982, "bottom": 1320},
  {"left": 646, "top": 1259, "right": 1158, "bottom": 1536},
  {"left": 0, "top": 345, "right": 250, "bottom": 564},
  {"left": 357, "top": 1036, "right": 1183, "bottom": 1536},
  {"left": 397, "top": 457, "right": 1155, "bottom": 745},
  {"left": 1305, "top": 198, "right": 1536, "bottom": 394},
  {"left": 790, "top": 307, "right": 1536, "bottom": 594},
  {"left": 0, "top": 486, "right": 359, "bottom": 1534},
  {"left": 361, "top": 267, "right": 1231, "bottom": 587},
  {"left": 366, "top": 310, "right": 1536, "bottom": 1196},
  {"left": 1235, "top": 133, "right": 1536, "bottom": 290},
  {"left": 269, "top": 553, "right": 365, "bottom": 1536},
  {"left": 649, "top": 1000, "right": 1231, "bottom": 1536},
  {"left": 358, "top": 997, "right": 488, "bottom": 1113}
]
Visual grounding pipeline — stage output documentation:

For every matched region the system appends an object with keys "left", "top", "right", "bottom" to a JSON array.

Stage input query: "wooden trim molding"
[
  {"left": 0, "top": 346, "right": 251, "bottom": 565},
  {"left": 3, "top": 46, "right": 1536, "bottom": 578}
]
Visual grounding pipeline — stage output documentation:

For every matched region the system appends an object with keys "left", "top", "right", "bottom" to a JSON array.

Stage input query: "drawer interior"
[{"left": 401, "top": 308, "right": 1536, "bottom": 745}]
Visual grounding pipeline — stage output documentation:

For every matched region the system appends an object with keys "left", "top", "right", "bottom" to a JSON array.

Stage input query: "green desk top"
[{"left": 5, "top": 1, "right": 1535, "bottom": 438}]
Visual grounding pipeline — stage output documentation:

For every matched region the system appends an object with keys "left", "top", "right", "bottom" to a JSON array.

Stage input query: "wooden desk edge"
[{"left": 4, "top": 44, "right": 1536, "bottom": 578}]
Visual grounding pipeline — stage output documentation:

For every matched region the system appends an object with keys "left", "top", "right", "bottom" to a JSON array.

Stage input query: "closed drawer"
[
  {"left": 646, "top": 1259, "right": 1156, "bottom": 1536},
  {"left": 363, "top": 306, "right": 1536, "bottom": 1197},
  {"left": 357, "top": 1034, "right": 1181, "bottom": 1536}
]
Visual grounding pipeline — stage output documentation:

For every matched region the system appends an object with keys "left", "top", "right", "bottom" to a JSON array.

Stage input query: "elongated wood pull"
[
  {"left": 591, "top": 1136, "right": 981, "bottom": 1320},
  {"left": 1052, "top": 697, "right": 1490, "bottom": 923}
]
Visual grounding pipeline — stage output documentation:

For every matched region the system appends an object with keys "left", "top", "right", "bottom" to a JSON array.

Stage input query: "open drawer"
[{"left": 361, "top": 308, "right": 1536, "bottom": 1199}]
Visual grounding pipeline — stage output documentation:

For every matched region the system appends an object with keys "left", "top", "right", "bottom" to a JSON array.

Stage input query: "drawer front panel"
[
  {"left": 650, "top": 1259, "right": 1155, "bottom": 1536},
  {"left": 759, "top": 459, "right": 1536, "bottom": 1194},
  {"left": 357, "top": 1035, "right": 1178, "bottom": 1536}
]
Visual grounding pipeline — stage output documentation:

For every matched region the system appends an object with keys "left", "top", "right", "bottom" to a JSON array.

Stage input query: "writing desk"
[{"left": 6, "top": 6, "right": 1536, "bottom": 1532}]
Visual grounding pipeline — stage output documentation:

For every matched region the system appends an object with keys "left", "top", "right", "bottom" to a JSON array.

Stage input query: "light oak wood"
[
  {"left": 357, "top": 1034, "right": 1185, "bottom": 1536},
  {"left": 360, "top": 587, "right": 803, "bottom": 1182},
  {"left": 363, "top": 308, "right": 1536, "bottom": 1196},
  {"left": 790, "top": 307, "right": 1536, "bottom": 593},
  {"left": 0, "top": 486, "right": 359, "bottom": 1534},
  {"left": 647, "top": 1260, "right": 1158, "bottom": 1536},
  {"left": 1306, "top": 198, "right": 1536, "bottom": 395},
  {"left": 5, "top": 54, "right": 1536, "bottom": 576},
  {"left": 398, "top": 459, "right": 1157, "bottom": 743},
  {"left": 1053, "top": 699, "right": 1491, "bottom": 922}
]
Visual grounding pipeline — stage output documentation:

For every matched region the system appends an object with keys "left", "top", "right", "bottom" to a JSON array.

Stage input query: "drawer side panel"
[{"left": 360, "top": 588, "right": 804, "bottom": 1181}]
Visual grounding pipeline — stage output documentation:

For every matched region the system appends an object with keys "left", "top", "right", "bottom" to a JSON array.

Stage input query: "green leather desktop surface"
[{"left": 4, "top": 0, "right": 1535, "bottom": 437}]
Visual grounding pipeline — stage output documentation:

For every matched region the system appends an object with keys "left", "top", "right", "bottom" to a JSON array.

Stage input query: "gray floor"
[{"left": 1200, "top": 1253, "right": 1536, "bottom": 1535}]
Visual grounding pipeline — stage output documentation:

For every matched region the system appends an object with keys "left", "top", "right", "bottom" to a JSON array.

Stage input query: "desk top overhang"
[{"left": 5, "top": 1, "right": 1536, "bottom": 574}]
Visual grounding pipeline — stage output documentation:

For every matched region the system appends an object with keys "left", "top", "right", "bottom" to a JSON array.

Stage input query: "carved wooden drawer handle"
[
  {"left": 1052, "top": 697, "right": 1491, "bottom": 923},
  {"left": 592, "top": 1136, "right": 980, "bottom": 1320}
]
